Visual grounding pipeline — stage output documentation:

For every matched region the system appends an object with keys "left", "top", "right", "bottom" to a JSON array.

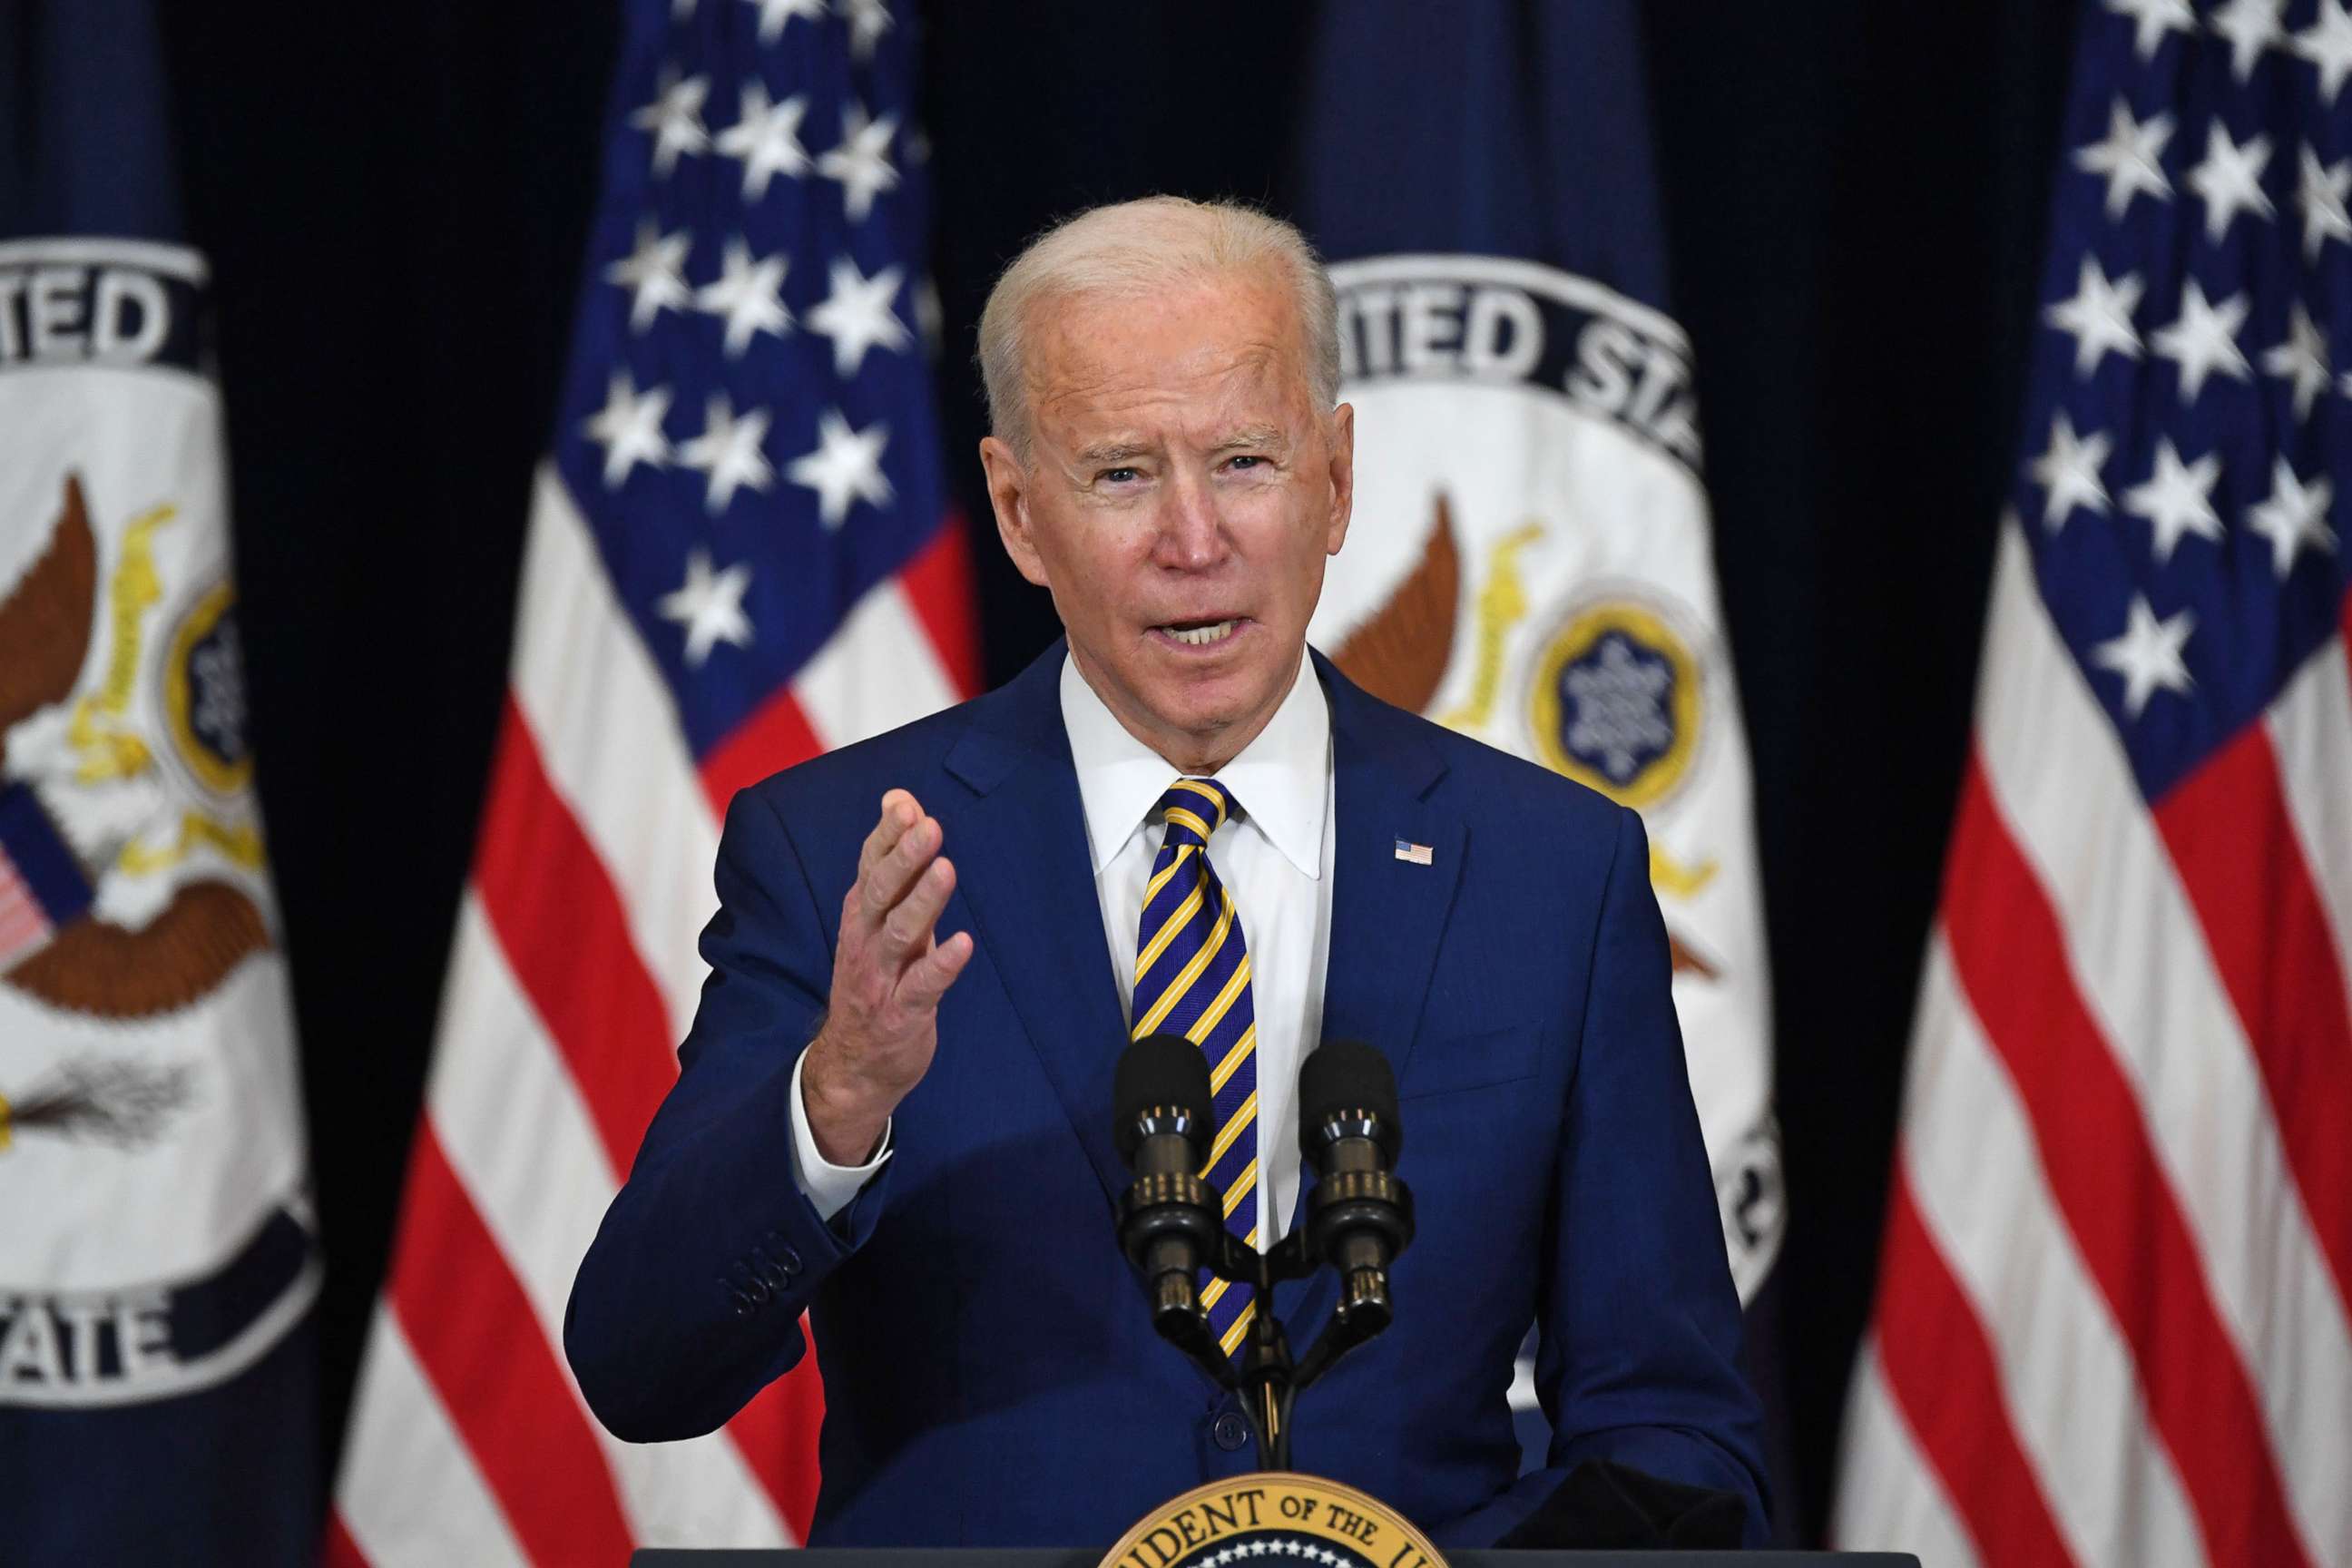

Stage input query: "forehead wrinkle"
[{"left": 1056, "top": 349, "right": 1295, "bottom": 439}]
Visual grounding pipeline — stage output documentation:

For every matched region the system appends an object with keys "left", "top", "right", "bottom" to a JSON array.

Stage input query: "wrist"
[{"left": 802, "top": 1042, "right": 893, "bottom": 1166}]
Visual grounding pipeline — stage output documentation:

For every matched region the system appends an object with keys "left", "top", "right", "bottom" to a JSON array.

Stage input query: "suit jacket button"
[{"left": 1211, "top": 1411, "right": 1249, "bottom": 1452}]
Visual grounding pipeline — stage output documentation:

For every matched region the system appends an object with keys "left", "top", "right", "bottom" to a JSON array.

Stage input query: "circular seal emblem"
[
  {"left": 1102, "top": 1475, "right": 1446, "bottom": 1568},
  {"left": 163, "top": 579, "right": 251, "bottom": 799},
  {"left": 1526, "top": 599, "right": 1702, "bottom": 809}
]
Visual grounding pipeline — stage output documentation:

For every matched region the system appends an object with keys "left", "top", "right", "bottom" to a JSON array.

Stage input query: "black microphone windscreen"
[
  {"left": 1113, "top": 1034, "right": 1214, "bottom": 1163},
  {"left": 1298, "top": 1039, "right": 1402, "bottom": 1161}
]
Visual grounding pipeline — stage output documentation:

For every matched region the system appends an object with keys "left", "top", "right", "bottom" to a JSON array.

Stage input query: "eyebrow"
[
  {"left": 1074, "top": 440, "right": 1154, "bottom": 466},
  {"left": 1209, "top": 426, "right": 1286, "bottom": 454},
  {"left": 1071, "top": 426, "right": 1290, "bottom": 467}
]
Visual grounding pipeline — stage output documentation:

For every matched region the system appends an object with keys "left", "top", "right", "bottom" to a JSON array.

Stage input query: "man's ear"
[
  {"left": 978, "top": 436, "right": 1050, "bottom": 588},
  {"left": 1323, "top": 402, "right": 1357, "bottom": 557}
]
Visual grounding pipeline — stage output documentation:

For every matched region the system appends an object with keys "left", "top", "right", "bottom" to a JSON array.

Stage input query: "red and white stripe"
[
  {"left": 1834, "top": 521, "right": 2352, "bottom": 1568},
  {"left": 0, "top": 841, "right": 64, "bottom": 965},
  {"left": 328, "top": 469, "right": 975, "bottom": 1565}
]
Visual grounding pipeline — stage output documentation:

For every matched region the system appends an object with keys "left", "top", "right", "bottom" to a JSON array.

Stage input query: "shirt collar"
[{"left": 1059, "top": 647, "right": 1329, "bottom": 881}]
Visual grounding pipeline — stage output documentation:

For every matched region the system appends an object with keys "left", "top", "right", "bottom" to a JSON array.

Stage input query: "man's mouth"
[{"left": 1154, "top": 617, "right": 1242, "bottom": 647}]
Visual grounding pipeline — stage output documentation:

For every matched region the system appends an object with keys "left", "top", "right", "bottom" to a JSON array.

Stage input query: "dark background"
[{"left": 152, "top": 0, "right": 2074, "bottom": 1544}]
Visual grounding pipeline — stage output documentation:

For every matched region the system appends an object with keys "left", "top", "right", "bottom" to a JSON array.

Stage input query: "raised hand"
[{"left": 800, "top": 789, "right": 975, "bottom": 1164}]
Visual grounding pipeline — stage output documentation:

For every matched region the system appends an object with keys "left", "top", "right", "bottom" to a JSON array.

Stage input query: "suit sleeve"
[
  {"left": 1437, "top": 804, "right": 1770, "bottom": 1545},
  {"left": 564, "top": 784, "right": 895, "bottom": 1442}
]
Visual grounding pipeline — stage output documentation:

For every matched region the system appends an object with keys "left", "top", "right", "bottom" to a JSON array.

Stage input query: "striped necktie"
[{"left": 1132, "top": 777, "right": 1259, "bottom": 1357}]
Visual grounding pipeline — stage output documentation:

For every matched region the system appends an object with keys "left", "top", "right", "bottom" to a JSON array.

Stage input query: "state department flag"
[
  {"left": 1835, "top": 3, "right": 2351, "bottom": 1564},
  {"left": 0, "top": 1, "right": 320, "bottom": 1563},
  {"left": 1296, "top": 0, "right": 1783, "bottom": 1334},
  {"left": 326, "top": 0, "right": 975, "bottom": 1561}
]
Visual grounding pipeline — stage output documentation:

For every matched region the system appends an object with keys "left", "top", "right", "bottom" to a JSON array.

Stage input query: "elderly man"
[{"left": 566, "top": 196, "right": 1767, "bottom": 1547}]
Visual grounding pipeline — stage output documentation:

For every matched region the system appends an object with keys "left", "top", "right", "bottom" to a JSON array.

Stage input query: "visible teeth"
[{"left": 1164, "top": 620, "right": 1237, "bottom": 646}]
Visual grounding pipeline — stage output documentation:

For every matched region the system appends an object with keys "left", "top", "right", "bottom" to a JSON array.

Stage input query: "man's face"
[{"left": 979, "top": 271, "right": 1355, "bottom": 772}]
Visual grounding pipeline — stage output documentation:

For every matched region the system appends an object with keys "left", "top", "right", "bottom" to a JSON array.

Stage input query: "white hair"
[{"left": 975, "top": 195, "right": 1340, "bottom": 461}]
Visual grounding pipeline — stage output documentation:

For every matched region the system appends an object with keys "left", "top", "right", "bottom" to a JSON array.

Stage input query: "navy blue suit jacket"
[{"left": 566, "top": 644, "right": 1768, "bottom": 1546}]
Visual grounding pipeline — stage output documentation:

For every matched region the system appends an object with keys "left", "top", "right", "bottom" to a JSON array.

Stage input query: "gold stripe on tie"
[
  {"left": 1185, "top": 954, "right": 1253, "bottom": 1044},
  {"left": 1209, "top": 1024, "right": 1258, "bottom": 1095},
  {"left": 1220, "top": 1301, "right": 1257, "bottom": 1357},
  {"left": 1132, "top": 888, "right": 1236, "bottom": 1037},
  {"left": 1134, "top": 879, "right": 1207, "bottom": 984},
  {"left": 1220, "top": 1157, "right": 1259, "bottom": 1219},
  {"left": 1142, "top": 842, "right": 1195, "bottom": 906},
  {"left": 1203, "top": 1089, "right": 1258, "bottom": 1170},
  {"left": 1167, "top": 779, "right": 1230, "bottom": 825},
  {"left": 1163, "top": 805, "right": 1215, "bottom": 843}
]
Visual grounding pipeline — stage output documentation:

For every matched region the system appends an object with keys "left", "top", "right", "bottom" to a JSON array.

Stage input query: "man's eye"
[
  {"left": 1227, "top": 455, "right": 1265, "bottom": 471},
  {"left": 1099, "top": 467, "right": 1141, "bottom": 485}
]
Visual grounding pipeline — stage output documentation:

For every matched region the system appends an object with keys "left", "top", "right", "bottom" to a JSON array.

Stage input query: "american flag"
[
  {"left": 326, "top": 0, "right": 975, "bottom": 1560},
  {"left": 1834, "top": 3, "right": 2351, "bottom": 1565}
]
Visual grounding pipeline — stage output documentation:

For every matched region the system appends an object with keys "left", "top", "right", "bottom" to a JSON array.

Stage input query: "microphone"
[
  {"left": 1113, "top": 1034, "right": 1222, "bottom": 1345},
  {"left": 1298, "top": 1040, "right": 1415, "bottom": 1337}
]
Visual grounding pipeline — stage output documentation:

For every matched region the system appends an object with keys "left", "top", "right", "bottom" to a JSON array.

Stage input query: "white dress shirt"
[{"left": 790, "top": 649, "right": 1337, "bottom": 1246}]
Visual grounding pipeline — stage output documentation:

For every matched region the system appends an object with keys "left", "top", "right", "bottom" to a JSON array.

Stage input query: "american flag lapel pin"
[{"left": 1394, "top": 838, "right": 1434, "bottom": 866}]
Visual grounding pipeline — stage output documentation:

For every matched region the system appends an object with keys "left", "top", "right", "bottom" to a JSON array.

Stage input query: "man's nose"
[{"left": 1152, "top": 473, "right": 1227, "bottom": 571}]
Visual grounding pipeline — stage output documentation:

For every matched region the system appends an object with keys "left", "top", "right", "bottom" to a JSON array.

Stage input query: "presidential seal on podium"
[{"left": 1102, "top": 1475, "right": 1446, "bottom": 1568}]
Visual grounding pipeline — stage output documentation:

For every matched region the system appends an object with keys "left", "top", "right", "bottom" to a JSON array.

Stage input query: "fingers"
[
  {"left": 860, "top": 789, "right": 940, "bottom": 926},
  {"left": 896, "top": 929, "right": 974, "bottom": 1012},
  {"left": 877, "top": 854, "right": 956, "bottom": 964},
  {"left": 856, "top": 789, "right": 920, "bottom": 877}
]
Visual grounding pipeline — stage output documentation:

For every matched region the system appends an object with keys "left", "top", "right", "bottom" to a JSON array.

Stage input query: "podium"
[{"left": 632, "top": 1552, "right": 1920, "bottom": 1566}]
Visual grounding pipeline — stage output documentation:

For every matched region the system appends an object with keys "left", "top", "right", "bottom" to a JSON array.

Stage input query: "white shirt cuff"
[{"left": 789, "top": 1047, "right": 893, "bottom": 1223}]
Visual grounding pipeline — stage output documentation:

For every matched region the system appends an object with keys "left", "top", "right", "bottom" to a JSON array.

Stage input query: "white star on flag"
[
  {"left": 2106, "top": 0, "right": 2195, "bottom": 60},
  {"left": 2245, "top": 456, "right": 2338, "bottom": 576},
  {"left": 840, "top": 0, "right": 895, "bottom": 61},
  {"left": 714, "top": 81, "right": 811, "bottom": 201},
  {"left": 2210, "top": 0, "right": 2288, "bottom": 80},
  {"left": 629, "top": 66, "right": 710, "bottom": 177},
  {"left": 605, "top": 220, "right": 694, "bottom": 331},
  {"left": 2031, "top": 412, "right": 2113, "bottom": 529},
  {"left": 817, "top": 102, "right": 900, "bottom": 222},
  {"left": 583, "top": 371, "right": 672, "bottom": 487},
  {"left": 789, "top": 407, "right": 893, "bottom": 528},
  {"left": 2297, "top": 145, "right": 2352, "bottom": 258},
  {"left": 2122, "top": 438, "right": 2223, "bottom": 563},
  {"left": 696, "top": 238, "right": 793, "bottom": 358},
  {"left": 2045, "top": 256, "right": 2143, "bottom": 374},
  {"left": 2074, "top": 97, "right": 2175, "bottom": 218},
  {"left": 2186, "top": 123, "right": 2275, "bottom": 240},
  {"left": 807, "top": 255, "right": 912, "bottom": 376},
  {"left": 678, "top": 393, "right": 777, "bottom": 513},
  {"left": 657, "top": 549, "right": 755, "bottom": 667},
  {"left": 743, "top": 0, "right": 825, "bottom": 43},
  {"left": 2092, "top": 594, "right": 2196, "bottom": 718},
  {"left": 2259, "top": 299, "right": 2332, "bottom": 418},
  {"left": 2150, "top": 279, "right": 2250, "bottom": 399},
  {"left": 2295, "top": 0, "right": 2352, "bottom": 103}
]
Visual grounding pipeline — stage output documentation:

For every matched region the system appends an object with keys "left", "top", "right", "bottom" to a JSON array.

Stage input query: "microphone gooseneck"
[{"left": 1110, "top": 1032, "right": 1415, "bottom": 1469}]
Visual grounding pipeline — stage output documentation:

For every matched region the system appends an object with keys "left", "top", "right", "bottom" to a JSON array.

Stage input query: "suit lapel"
[
  {"left": 1284, "top": 652, "right": 1465, "bottom": 1329},
  {"left": 1313, "top": 650, "right": 1465, "bottom": 1099},
  {"left": 943, "top": 643, "right": 1133, "bottom": 1209}
]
